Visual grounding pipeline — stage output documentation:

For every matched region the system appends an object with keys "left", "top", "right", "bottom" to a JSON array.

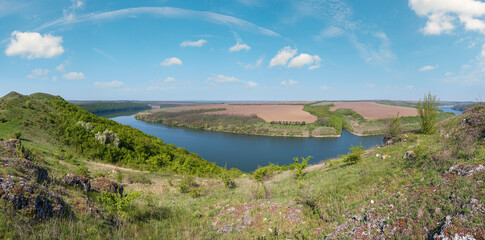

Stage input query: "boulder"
[
  {"left": 0, "top": 176, "right": 68, "bottom": 219},
  {"left": 62, "top": 174, "right": 90, "bottom": 192},
  {"left": 90, "top": 178, "right": 123, "bottom": 196},
  {"left": 403, "top": 151, "right": 416, "bottom": 159}
]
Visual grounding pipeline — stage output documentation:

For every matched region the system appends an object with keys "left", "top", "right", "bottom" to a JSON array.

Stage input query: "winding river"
[{"left": 112, "top": 115, "right": 384, "bottom": 172}]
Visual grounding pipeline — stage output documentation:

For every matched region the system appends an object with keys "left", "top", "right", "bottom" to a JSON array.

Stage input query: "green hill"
[
  {"left": 0, "top": 92, "right": 483, "bottom": 239},
  {"left": 0, "top": 92, "right": 222, "bottom": 176}
]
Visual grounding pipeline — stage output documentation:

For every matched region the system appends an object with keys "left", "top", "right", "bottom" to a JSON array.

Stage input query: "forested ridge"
[{"left": 0, "top": 92, "right": 224, "bottom": 176}]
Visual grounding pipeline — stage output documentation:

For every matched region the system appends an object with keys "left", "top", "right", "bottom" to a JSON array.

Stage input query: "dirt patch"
[
  {"left": 166, "top": 103, "right": 318, "bottom": 123},
  {"left": 317, "top": 102, "right": 418, "bottom": 119}
]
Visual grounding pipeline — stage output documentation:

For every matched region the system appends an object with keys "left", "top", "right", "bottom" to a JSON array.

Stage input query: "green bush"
[
  {"left": 75, "top": 165, "right": 91, "bottom": 178},
  {"left": 221, "top": 173, "right": 237, "bottom": 189},
  {"left": 98, "top": 191, "right": 141, "bottom": 219},
  {"left": 341, "top": 145, "right": 365, "bottom": 165},
  {"left": 293, "top": 156, "right": 312, "bottom": 180},
  {"left": 116, "top": 171, "right": 123, "bottom": 183},
  {"left": 388, "top": 113, "right": 402, "bottom": 139},
  {"left": 416, "top": 92, "right": 439, "bottom": 134},
  {"left": 178, "top": 176, "right": 199, "bottom": 197}
]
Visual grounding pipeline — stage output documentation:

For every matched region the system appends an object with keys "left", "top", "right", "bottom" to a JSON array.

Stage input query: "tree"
[
  {"left": 416, "top": 92, "right": 439, "bottom": 134},
  {"left": 387, "top": 113, "right": 402, "bottom": 140}
]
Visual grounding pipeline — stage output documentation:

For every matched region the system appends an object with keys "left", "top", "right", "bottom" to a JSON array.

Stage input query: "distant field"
[
  {"left": 166, "top": 103, "right": 318, "bottom": 123},
  {"left": 315, "top": 101, "right": 418, "bottom": 119}
]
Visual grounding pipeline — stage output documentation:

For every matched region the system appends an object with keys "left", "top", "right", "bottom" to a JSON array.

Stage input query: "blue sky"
[{"left": 1, "top": 0, "right": 485, "bottom": 101}]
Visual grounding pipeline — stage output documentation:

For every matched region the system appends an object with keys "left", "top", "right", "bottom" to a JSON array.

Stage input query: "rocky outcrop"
[
  {"left": 90, "top": 178, "right": 123, "bottom": 195},
  {"left": 444, "top": 164, "right": 484, "bottom": 177},
  {"left": 0, "top": 176, "right": 68, "bottom": 219},
  {"left": 62, "top": 174, "right": 91, "bottom": 192}
]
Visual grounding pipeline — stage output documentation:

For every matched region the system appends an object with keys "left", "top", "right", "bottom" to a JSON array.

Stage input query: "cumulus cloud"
[
  {"left": 62, "top": 72, "right": 85, "bottom": 80},
  {"left": 280, "top": 79, "right": 298, "bottom": 86},
  {"left": 409, "top": 0, "right": 485, "bottom": 35},
  {"left": 208, "top": 74, "right": 240, "bottom": 83},
  {"left": 269, "top": 46, "right": 297, "bottom": 67},
  {"left": 229, "top": 42, "right": 250, "bottom": 52},
  {"left": 180, "top": 39, "right": 206, "bottom": 47},
  {"left": 5, "top": 31, "right": 64, "bottom": 59},
  {"left": 240, "top": 57, "right": 263, "bottom": 69},
  {"left": 27, "top": 68, "right": 49, "bottom": 79},
  {"left": 419, "top": 65, "right": 437, "bottom": 71},
  {"left": 288, "top": 53, "right": 321, "bottom": 69},
  {"left": 94, "top": 80, "right": 124, "bottom": 88},
  {"left": 246, "top": 81, "right": 258, "bottom": 88},
  {"left": 56, "top": 64, "right": 65, "bottom": 72},
  {"left": 162, "top": 77, "right": 176, "bottom": 84},
  {"left": 160, "top": 57, "right": 182, "bottom": 66}
]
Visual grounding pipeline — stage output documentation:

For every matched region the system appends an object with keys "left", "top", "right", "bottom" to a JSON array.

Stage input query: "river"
[{"left": 112, "top": 115, "right": 384, "bottom": 172}]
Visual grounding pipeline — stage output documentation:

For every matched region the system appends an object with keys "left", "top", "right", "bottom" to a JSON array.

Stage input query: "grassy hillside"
[
  {"left": 0, "top": 92, "right": 224, "bottom": 176},
  {"left": 0, "top": 92, "right": 483, "bottom": 239}
]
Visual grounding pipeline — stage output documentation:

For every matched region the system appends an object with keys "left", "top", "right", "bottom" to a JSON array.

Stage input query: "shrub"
[
  {"left": 341, "top": 145, "right": 365, "bottom": 165},
  {"left": 221, "top": 173, "right": 237, "bottom": 189},
  {"left": 416, "top": 92, "right": 439, "bottom": 134},
  {"left": 25, "top": 101, "right": 32, "bottom": 109},
  {"left": 178, "top": 176, "right": 199, "bottom": 197},
  {"left": 293, "top": 156, "right": 312, "bottom": 180},
  {"left": 98, "top": 191, "right": 141, "bottom": 220},
  {"left": 75, "top": 165, "right": 91, "bottom": 178},
  {"left": 253, "top": 166, "right": 273, "bottom": 183},
  {"left": 388, "top": 113, "right": 402, "bottom": 139},
  {"left": 115, "top": 171, "right": 123, "bottom": 183}
]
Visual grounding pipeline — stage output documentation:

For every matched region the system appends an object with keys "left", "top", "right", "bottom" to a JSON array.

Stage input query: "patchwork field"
[
  {"left": 167, "top": 103, "right": 318, "bottom": 123},
  {"left": 316, "top": 101, "right": 418, "bottom": 119}
]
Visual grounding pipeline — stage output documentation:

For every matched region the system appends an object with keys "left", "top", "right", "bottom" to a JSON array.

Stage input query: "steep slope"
[{"left": 0, "top": 92, "right": 222, "bottom": 176}]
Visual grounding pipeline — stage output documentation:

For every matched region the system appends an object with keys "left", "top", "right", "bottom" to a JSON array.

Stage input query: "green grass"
[{"left": 0, "top": 92, "right": 483, "bottom": 239}]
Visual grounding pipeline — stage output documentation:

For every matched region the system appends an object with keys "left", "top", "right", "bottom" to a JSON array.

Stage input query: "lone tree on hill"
[{"left": 416, "top": 92, "right": 439, "bottom": 134}]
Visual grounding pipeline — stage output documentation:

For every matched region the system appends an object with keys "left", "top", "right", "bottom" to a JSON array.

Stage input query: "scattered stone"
[
  {"left": 90, "top": 178, "right": 124, "bottom": 195},
  {"left": 403, "top": 151, "right": 416, "bottom": 159},
  {"left": 444, "top": 164, "right": 485, "bottom": 177},
  {"left": 62, "top": 174, "right": 90, "bottom": 192}
]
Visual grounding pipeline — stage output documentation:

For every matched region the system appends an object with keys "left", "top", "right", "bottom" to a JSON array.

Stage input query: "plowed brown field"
[
  {"left": 167, "top": 103, "right": 318, "bottom": 123},
  {"left": 319, "top": 102, "right": 418, "bottom": 119}
]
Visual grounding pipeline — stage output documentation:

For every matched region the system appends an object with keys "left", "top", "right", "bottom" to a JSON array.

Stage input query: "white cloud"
[
  {"left": 56, "top": 64, "right": 65, "bottom": 72},
  {"left": 62, "top": 72, "right": 85, "bottom": 80},
  {"left": 246, "top": 81, "right": 258, "bottom": 88},
  {"left": 38, "top": 7, "right": 280, "bottom": 37},
  {"left": 320, "top": 85, "right": 331, "bottom": 90},
  {"left": 94, "top": 81, "right": 124, "bottom": 88},
  {"left": 280, "top": 79, "right": 298, "bottom": 86},
  {"left": 180, "top": 39, "right": 207, "bottom": 47},
  {"left": 163, "top": 77, "right": 176, "bottom": 84},
  {"left": 208, "top": 74, "right": 240, "bottom": 83},
  {"left": 365, "top": 83, "right": 376, "bottom": 88},
  {"left": 269, "top": 46, "right": 297, "bottom": 67},
  {"left": 288, "top": 53, "right": 321, "bottom": 69},
  {"left": 240, "top": 57, "right": 263, "bottom": 69},
  {"left": 315, "top": 26, "right": 344, "bottom": 40},
  {"left": 409, "top": 0, "right": 485, "bottom": 35},
  {"left": 229, "top": 42, "right": 250, "bottom": 52},
  {"left": 27, "top": 68, "right": 49, "bottom": 79},
  {"left": 445, "top": 72, "right": 454, "bottom": 76},
  {"left": 419, "top": 65, "right": 437, "bottom": 71},
  {"left": 160, "top": 57, "right": 182, "bottom": 66},
  {"left": 5, "top": 31, "right": 64, "bottom": 59},
  {"left": 481, "top": 43, "right": 485, "bottom": 57}
]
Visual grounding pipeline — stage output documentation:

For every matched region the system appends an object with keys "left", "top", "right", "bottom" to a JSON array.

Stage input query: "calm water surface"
[
  {"left": 439, "top": 107, "right": 462, "bottom": 115},
  {"left": 112, "top": 115, "right": 384, "bottom": 172}
]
